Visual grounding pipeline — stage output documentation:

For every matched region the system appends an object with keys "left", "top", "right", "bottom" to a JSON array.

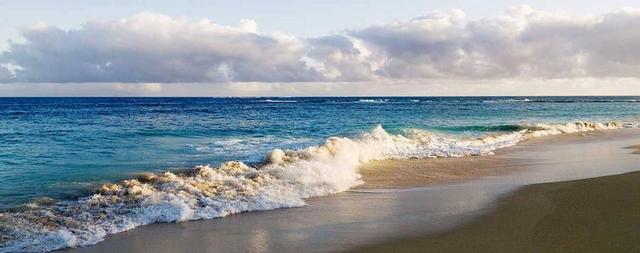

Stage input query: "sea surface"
[{"left": 1, "top": 96, "right": 640, "bottom": 252}]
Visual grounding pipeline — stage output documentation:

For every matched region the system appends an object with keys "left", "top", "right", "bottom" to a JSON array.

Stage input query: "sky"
[{"left": 1, "top": 0, "right": 640, "bottom": 96}]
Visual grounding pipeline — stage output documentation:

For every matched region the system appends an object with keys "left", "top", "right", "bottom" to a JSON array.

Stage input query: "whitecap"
[{"left": 255, "top": 99, "right": 297, "bottom": 103}]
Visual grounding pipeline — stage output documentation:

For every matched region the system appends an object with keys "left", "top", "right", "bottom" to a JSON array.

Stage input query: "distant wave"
[
  {"left": 528, "top": 99, "right": 640, "bottom": 103},
  {"left": 188, "top": 135, "right": 314, "bottom": 162},
  {"left": 357, "top": 99, "right": 389, "bottom": 103},
  {"left": 483, "top": 98, "right": 640, "bottom": 104},
  {"left": 435, "top": 124, "right": 529, "bottom": 132},
  {"left": 358, "top": 99, "right": 421, "bottom": 103},
  {"left": 255, "top": 99, "right": 298, "bottom": 103},
  {"left": 326, "top": 99, "right": 423, "bottom": 104},
  {"left": 1, "top": 120, "right": 638, "bottom": 252},
  {"left": 482, "top": 98, "right": 532, "bottom": 103},
  {"left": 534, "top": 99, "right": 640, "bottom": 103}
]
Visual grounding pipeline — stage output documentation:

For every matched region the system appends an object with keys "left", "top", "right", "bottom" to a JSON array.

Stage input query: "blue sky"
[
  {"left": 1, "top": 1, "right": 640, "bottom": 96},
  {"left": 2, "top": 0, "right": 638, "bottom": 50}
]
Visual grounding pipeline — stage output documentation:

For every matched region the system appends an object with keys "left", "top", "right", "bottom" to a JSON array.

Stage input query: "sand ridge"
[{"left": 625, "top": 144, "right": 640, "bottom": 154}]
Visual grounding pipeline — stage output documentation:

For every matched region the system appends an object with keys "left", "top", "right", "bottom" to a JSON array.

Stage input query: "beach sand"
[
  {"left": 357, "top": 130, "right": 608, "bottom": 189},
  {"left": 357, "top": 156, "right": 522, "bottom": 189},
  {"left": 350, "top": 134, "right": 640, "bottom": 253},
  {"left": 60, "top": 130, "right": 640, "bottom": 253},
  {"left": 351, "top": 169, "right": 640, "bottom": 253},
  {"left": 625, "top": 144, "right": 640, "bottom": 154}
]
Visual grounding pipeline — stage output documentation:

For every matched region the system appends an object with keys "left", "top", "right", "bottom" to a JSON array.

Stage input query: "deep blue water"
[{"left": 1, "top": 96, "right": 640, "bottom": 209}]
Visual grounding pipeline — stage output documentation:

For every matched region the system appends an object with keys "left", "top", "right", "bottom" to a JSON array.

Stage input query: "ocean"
[{"left": 1, "top": 96, "right": 640, "bottom": 252}]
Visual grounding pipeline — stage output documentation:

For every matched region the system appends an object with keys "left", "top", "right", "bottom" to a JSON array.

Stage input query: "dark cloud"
[{"left": 0, "top": 65, "right": 11, "bottom": 80}]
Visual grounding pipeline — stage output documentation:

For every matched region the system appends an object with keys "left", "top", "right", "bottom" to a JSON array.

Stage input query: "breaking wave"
[
  {"left": 255, "top": 99, "right": 298, "bottom": 103},
  {"left": 483, "top": 98, "right": 640, "bottom": 103},
  {"left": 357, "top": 99, "right": 389, "bottom": 103},
  {"left": 483, "top": 98, "right": 532, "bottom": 103},
  {"left": 0, "top": 121, "right": 637, "bottom": 252}
]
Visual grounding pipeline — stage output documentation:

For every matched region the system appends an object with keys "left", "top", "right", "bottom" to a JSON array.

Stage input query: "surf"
[{"left": 0, "top": 120, "right": 637, "bottom": 252}]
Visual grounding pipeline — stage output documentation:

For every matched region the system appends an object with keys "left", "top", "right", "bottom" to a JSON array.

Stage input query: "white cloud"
[
  {"left": 350, "top": 6, "right": 640, "bottom": 79},
  {"left": 2, "top": 7, "right": 640, "bottom": 84},
  {"left": 0, "top": 12, "right": 321, "bottom": 83},
  {"left": 304, "top": 35, "right": 382, "bottom": 80}
]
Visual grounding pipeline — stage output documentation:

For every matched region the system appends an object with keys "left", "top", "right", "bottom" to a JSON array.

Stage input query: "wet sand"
[
  {"left": 357, "top": 130, "right": 608, "bottom": 189},
  {"left": 352, "top": 170, "right": 640, "bottom": 253},
  {"left": 60, "top": 129, "right": 640, "bottom": 253},
  {"left": 625, "top": 144, "right": 640, "bottom": 154},
  {"left": 357, "top": 156, "right": 522, "bottom": 189},
  {"left": 352, "top": 137, "right": 640, "bottom": 253}
]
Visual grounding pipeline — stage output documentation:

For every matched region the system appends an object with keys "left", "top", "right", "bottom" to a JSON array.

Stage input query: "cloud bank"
[{"left": 1, "top": 6, "right": 640, "bottom": 83}]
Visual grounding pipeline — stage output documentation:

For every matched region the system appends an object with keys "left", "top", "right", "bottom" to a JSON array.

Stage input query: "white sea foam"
[
  {"left": 256, "top": 99, "right": 298, "bottom": 103},
  {"left": 189, "top": 136, "right": 313, "bottom": 156},
  {"left": 0, "top": 120, "right": 635, "bottom": 252},
  {"left": 483, "top": 98, "right": 532, "bottom": 103},
  {"left": 357, "top": 99, "right": 389, "bottom": 103}
]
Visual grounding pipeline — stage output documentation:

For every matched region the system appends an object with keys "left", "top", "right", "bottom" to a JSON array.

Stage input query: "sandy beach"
[
  {"left": 356, "top": 155, "right": 523, "bottom": 189},
  {"left": 352, "top": 130, "right": 640, "bottom": 252},
  {"left": 60, "top": 129, "right": 640, "bottom": 253},
  {"left": 352, "top": 170, "right": 640, "bottom": 253},
  {"left": 626, "top": 144, "right": 640, "bottom": 154}
]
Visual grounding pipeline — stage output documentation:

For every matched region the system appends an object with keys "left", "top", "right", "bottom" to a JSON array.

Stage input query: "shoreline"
[
  {"left": 59, "top": 128, "right": 640, "bottom": 253},
  {"left": 352, "top": 130, "right": 640, "bottom": 252},
  {"left": 357, "top": 130, "right": 611, "bottom": 189},
  {"left": 357, "top": 155, "right": 526, "bottom": 189},
  {"left": 351, "top": 169, "right": 640, "bottom": 253}
]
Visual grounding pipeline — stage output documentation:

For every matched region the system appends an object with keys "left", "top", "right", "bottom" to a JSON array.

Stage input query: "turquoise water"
[
  {"left": 1, "top": 96, "right": 640, "bottom": 209},
  {"left": 1, "top": 96, "right": 640, "bottom": 252}
]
